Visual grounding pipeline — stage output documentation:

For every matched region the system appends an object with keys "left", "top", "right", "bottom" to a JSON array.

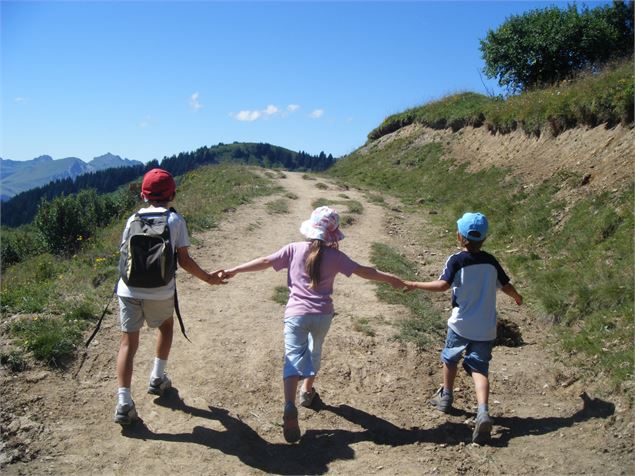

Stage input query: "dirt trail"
[{"left": 2, "top": 171, "right": 632, "bottom": 475}]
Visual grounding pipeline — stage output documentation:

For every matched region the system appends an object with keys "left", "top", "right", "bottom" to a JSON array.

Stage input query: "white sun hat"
[{"left": 299, "top": 206, "right": 345, "bottom": 242}]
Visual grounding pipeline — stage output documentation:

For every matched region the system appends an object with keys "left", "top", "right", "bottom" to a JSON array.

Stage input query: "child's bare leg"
[
  {"left": 443, "top": 362, "right": 458, "bottom": 392},
  {"left": 472, "top": 371, "right": 490, "bottom": 406},
  {"left": 301, "top": 376, "right": 315, "bottom": 393},
  {"left": 284, "top": 376, "right": 300, "bottom": 405},
  {"left": 156, "top": 317, "right": 174, "bottom": 360},
  {"left": 117, "top": 331, "right": 140, "bottom": 388}
]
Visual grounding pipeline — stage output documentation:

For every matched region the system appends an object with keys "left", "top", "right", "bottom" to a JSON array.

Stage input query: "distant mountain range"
[{"left": 0, "top": 153, "right": 142, "bottom": 201}]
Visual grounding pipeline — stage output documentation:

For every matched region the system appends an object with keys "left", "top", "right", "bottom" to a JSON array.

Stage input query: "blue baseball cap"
[{"left": 457, "top": 212, "right": 488, "bottom": 241}]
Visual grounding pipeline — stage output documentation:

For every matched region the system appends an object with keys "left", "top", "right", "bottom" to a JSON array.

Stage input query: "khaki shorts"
[{"left": 118, "top": 296, "right": 174, "bottom": 332}]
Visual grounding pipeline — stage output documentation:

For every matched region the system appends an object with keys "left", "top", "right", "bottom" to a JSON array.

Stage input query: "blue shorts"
[
  {"left": 283, "top": 314, "right": 333, "bottom": 380},
  {"left": 441, "top": 327, "right": 494, "bottom": 376}
]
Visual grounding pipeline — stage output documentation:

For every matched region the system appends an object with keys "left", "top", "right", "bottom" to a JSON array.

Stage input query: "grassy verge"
[
  {"left": 369, "top": 60, "right": 633, "bottom": 140},
  {"left": 0, "top": 164, "right": 278, "bottom": 370},
  {"left": 272, "top": 286, "right": 289, "bottom": 306},
  {"left": 369, "top": 243, "right": 444, "bottom": 349},
  {"left": 330, "top": 139, "right": 633, "bottom": 386}
]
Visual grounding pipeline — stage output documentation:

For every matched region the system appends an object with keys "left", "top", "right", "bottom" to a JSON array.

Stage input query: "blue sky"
[{"left": 1, "top": 1, "right": 610, "bottom": 163}]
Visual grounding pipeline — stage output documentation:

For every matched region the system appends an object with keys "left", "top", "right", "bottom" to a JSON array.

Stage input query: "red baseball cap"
[{"left": 141, "top": 168, "right": 176, "bottom": 202}]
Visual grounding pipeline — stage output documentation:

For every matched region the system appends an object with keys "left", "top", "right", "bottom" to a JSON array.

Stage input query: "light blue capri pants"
[{"left": 283, "top": 314, "right": 333, "bottom": 380}]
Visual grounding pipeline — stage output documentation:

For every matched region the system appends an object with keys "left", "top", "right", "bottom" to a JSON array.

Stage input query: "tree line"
[{"left": 1, "top": 142, "right": 334, "bottom": 228}]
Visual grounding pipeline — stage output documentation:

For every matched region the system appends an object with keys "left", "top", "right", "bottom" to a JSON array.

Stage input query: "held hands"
[{"left": 205, "top": 269, "right": 231, "bottom": 285}]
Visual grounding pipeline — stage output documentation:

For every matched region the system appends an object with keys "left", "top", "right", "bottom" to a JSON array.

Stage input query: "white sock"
[
  {"left": 151, "top": 357, "right": 167, "bottom": 380},
  {"left": 118, "top": 387, "right": 132, "bottom": 406}
]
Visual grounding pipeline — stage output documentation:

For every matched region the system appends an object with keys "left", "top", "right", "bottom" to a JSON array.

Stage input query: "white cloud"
[
  {"left": 139, "top": 115, "right": 154, "bottom": 128},
  {"left": 309, "top": 109, "right": 324, "bottom": 119},
  {"left": 232, "top": 104, "right": 282, "bottom": 121},
  {"left": 235, "top": 110, "right": 263, "bottom": 122},
  {"left": 190, "top": 92, "right": 203, "bottom": 110},
  {"left": 14, "top": 97, "right": 29, "bottom": 104},
  {"left": 287, "top": 104, "right": 300, "bottom": 112}
]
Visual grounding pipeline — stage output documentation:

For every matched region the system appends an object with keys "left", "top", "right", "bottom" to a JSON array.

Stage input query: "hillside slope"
[
  {"left": 361, "top": 122, "right": 633, "bottom": 200},
  {"left": 1, "top": 170, "right": 632, "bottom": 474}
]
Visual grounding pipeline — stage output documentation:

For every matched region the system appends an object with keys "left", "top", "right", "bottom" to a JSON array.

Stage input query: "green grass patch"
[
  {"left": 178, "top": 164, "right": 278, "bottom": 231},
  {"left": 369, "top": 243, "right": 444, "bottom": 349},
  {"left": 10, "top": 317, "right": 84, "bottom": 367},
  {"left": 272, "top": 286, "right": 289, "bottom": 306},
  {"left": 315, "top": 182, "right": 328, "bottom": 190},
  {"left": 265, "top": 198, "right": 290, "bottom": 214},
  {"left": 369, "top": 60, "right": 633, "bottom": 141},
  {"left": 352, "top": 317, "right": 375, "bottom": 337},
  {"left": 311, "top": 198, "right": 364, "bottom": 216}
]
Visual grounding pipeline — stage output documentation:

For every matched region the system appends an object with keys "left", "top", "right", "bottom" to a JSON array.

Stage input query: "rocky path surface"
[{"left": 2, "top": 171, "right": 632, "bottom": 475}]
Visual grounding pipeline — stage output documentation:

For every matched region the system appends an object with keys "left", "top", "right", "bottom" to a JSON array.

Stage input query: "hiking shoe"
[
  {"left": 283, "top": 402, "right": 301, "bottom": 443},
  {"left": 472, "top": 412, "right": 493, "bottom": 444},
  {"left": 114, "top": 401, "right": 138, "bottom": 425},
  {"left": 299, "top": 388, "right": 317, "bottom": 408},
  {"left": 148, "top": 374, "right": 172, "bottom": 396},
  {"left": 430, "top": 387, "right": 453, "bottom": 413}
]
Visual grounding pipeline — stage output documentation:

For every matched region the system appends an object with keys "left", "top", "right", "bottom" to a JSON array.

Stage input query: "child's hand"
[
  {"left": 224, "top": 268, "right": 238, "bottom": 279},
  {"left": 403, "top": 281, "right": 420, "bottom": 292},
  {"left": 206, "top": 269, "right": 230, "bottom": 285}
]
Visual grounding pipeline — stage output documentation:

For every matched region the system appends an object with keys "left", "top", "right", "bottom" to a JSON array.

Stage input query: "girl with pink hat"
[{"left": 225, "top": 206, "right": 406, "bottom": 443}]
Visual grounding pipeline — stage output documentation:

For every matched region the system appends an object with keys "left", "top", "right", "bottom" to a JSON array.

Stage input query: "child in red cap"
[{"left": 114, "top": 168, "right": 228, "bottom": 425}]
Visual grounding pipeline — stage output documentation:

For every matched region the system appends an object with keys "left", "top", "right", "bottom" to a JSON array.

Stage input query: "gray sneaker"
[
  {"left": 299, "top": 388, "right": 317, "bottom": 408},
  {"left": 114, "top": 401, "right": 138, "bottom": 425},
  {"left": 148, "top": 374, "right": 172, "bottom": 396},
  {"left": 472, "top": 412, "right": 493, "bottom": 444},
  {"left": 430, "top": 387, "right": 453, "bottom": 413}
]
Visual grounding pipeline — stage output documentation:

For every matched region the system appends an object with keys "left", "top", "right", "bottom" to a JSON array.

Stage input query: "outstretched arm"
[
  {"left": 353, "top": 265, "right": 406, "bottom": 289},
  {"left": 225, "top": 257, "right": 273, "bottom": 278},
  {"left": 177, "top": 247, "right": 228, "bottom": 285},
  {"left": 405, "top": 279, "right": 450, "bottom": 292},
  {"left": 501, "top": 283, "right": 523, "bottom": 305}
]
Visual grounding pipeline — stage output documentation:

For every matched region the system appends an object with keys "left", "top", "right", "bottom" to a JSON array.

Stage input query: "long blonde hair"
[{"left": 305, "top": 239, "right": 325, "bottom": 289}]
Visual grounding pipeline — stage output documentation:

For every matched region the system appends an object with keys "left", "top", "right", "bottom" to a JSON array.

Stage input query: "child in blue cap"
[{"left": 406, "top": 212, "right": 522, "bottom": 444}]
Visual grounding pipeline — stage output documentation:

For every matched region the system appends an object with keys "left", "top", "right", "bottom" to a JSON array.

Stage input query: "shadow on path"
[
  {"left": 121, "top": 388, "right": 614, "bottom": 474},
  {"left": 489, "top": 392, "right": 615, "bottom": 447}
]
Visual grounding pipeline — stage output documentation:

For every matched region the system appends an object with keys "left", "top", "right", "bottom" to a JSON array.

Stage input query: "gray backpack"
[{"left": 119, "top": 209, "right": 176, "bottom": 288}]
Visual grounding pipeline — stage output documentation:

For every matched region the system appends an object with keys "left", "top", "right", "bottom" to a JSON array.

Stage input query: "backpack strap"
[
  {"left": 167, "top": 206, "right": 189, "bottom": 342},
  {"left": 173, "top": 284, "right": 191, "bottom": 343},
  {"left": 85, "top": 280, "right": 118, "bottom": 347}
]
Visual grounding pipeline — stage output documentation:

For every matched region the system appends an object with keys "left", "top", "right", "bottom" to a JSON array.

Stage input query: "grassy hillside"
[
  {"left": 330, "top": 64, "right": 634, "bottom": 387},
  {"left": 369, "top": 59, "right": 633, "bottom": 140},
  {"left": 0, "top": 164, "right": 279, "bottom": 369}
]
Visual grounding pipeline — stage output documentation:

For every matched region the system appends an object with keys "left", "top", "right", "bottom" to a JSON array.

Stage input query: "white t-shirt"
[{"left": 116, "top": 206, "right": 191, "bottom": 300}]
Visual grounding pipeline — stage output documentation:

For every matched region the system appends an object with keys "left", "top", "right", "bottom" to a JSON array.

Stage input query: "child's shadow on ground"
[{"left": 121, "top": 388, "right": 614, "bottom": 474}]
